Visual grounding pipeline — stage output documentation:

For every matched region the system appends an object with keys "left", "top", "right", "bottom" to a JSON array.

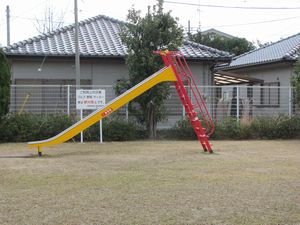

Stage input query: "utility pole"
[
  {"left": 197, "top": 0, "right": 201, "bottom": 32},
  {"left": 74, "top": 0, "right": 80, "bottom": 88},
  {"left": 6, "top": 5, "right": 10, "bottom": 46}
]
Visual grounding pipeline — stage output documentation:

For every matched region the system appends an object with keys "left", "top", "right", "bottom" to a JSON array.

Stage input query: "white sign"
[{"left": 76, "top": 89, "right": 105, "bottom": 110}]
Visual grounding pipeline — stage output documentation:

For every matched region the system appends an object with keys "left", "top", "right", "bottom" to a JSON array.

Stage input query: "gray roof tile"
[
  {"left": 3, "top": 15, "right": 231, "bottom": 61},
  {"left": 225, "top": 33, "right": 300, "bottom": 69}
]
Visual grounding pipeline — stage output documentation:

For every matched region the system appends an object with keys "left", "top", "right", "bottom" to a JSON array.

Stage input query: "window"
[
  {"left": 260, "top": 82, "right": 280, "bottom": 107},
  {"left": 247, "top": 86, "right": 253, "bottom": 99}
]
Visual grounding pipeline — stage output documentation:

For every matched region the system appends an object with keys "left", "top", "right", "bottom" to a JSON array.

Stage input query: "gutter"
[{"left": 218, "top": 58, "right": 297, "bottom": 71}]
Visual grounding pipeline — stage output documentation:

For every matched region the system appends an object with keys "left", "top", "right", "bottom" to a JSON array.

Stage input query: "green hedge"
[
  {"left": 1, "top": 113, "right": 299, "bottom": 143},
  {"left": 168, "top": 115, "right": 300, "bottom": 140},
  {"left": 0, "top": 113, "right": 74, "bottom": 142},
  {"left": 0, "top": 113, "right": 146, "bottom": 143},
  {"left": 81, "top": 116, "right": 147, "bottom": 142},
  {"left": 214, "top": 115, "right": 300, "bottom": 139}
]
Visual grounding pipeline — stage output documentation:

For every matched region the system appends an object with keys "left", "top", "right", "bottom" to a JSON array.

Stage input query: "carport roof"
[{"left": 214, "top": 71, "right": 264, "bottom": 86}]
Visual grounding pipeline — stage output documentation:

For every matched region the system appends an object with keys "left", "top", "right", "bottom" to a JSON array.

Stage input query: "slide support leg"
[{"left": 37, "top": 147, "right": 42, "bottom": 157}]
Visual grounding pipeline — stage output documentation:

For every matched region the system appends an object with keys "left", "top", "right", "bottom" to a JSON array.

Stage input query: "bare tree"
[{"left": 34, "top": 0, "right": 65, "bottom": 33}]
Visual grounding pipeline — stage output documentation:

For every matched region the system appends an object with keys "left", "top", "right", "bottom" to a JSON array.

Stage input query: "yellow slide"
[{"left": 28, "top": 66, "right": 177, "bottom": 155}]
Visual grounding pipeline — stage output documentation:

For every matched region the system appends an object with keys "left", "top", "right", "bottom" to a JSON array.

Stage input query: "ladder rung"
[{"left": 198, "top": 134, "right": 207, "bottom": 138}]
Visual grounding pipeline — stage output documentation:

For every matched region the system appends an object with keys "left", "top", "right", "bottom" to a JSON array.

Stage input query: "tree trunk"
[{"left": 147, "top": 101, "right": 157, "bottom": 139}]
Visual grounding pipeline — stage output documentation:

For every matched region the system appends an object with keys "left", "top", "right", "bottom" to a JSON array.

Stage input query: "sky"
[{"left": 0, "top": 0, "right": 300, "bottom": 46}]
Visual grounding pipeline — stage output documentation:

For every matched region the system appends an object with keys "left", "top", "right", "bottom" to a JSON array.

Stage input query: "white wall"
[
  {"left": 11, "top": 57, "right": 213, "bottom": 86},
  {"left": 11, "top": 57, "right": 128, "bottom": 85},
  {"left": 188, "top": 62, "right": 213, "bottom": 86},
  {"left": 228, "top": 62, "right": 294, "bottom": 86},
  {"left": 91, "top": 60, "right": 128, "bottom": 85}
]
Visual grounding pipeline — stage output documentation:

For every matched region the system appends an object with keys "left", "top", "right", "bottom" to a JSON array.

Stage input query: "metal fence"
[{"left": 10, "top": 84, "right": 296, "bottom": 127}]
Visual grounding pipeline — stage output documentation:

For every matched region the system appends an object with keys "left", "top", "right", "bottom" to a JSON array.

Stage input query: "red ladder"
[{"left": 157, "top": 51, "right": 214, "bottom": 153}]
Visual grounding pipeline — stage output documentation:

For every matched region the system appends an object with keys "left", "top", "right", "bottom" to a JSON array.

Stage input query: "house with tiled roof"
[
  {"left": 201, "top": 28, "right": 236, "bottom": 40},
  {"left": 216, "top": 33, "right": 300, "bottom": 116},
  {"left": 2, "top": 15, "right": 232, "bottom": 87},
  {"left": 220, "top": 33, "right": 300, "bottom": 87}
]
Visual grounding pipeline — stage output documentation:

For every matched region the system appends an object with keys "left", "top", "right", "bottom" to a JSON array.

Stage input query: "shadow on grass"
[
  {"left": 200, "top": 151, "right": 221, "bottom": 155},
  {"left": 43, "top": 150, "right": 102, "bottom": 159},
  {"left": 0, "top": 153, "right": 36, "bottom": 159}
]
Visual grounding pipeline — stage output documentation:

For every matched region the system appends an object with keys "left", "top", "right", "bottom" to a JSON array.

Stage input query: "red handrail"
[{"left": 155, "top": 50, "right": 214, "bottom": 153}]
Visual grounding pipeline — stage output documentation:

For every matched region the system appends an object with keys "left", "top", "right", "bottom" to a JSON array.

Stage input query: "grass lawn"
[{"left": 0, "top": 140, "right": 299, "bottom": 225}]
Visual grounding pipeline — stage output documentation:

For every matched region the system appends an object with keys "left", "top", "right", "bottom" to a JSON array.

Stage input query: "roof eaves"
[
  {"left": 220, "top": 57, "right": 296, "bottom": 70},
  {"left": 184, "top": 40, "right": 233, "bottom": 58},
  {"left": 4, "top": 52, "right": 125, "bottom": 58},
  {"left": 231, "top": 33, "right": 300, "bottom": 62},
  {"left": 283, "top": 44, "right": 300, "bottom": 60},
  {"left": 185, "top": 56, "right": 232, "bottom": 63}
]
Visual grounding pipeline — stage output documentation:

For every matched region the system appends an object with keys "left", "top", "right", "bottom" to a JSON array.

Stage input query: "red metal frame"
[{"left": 155, "top": 50, "right": 214, "bottom": 153}]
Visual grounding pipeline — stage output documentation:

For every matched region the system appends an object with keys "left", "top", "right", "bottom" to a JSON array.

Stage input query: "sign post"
[
  {"left": 100, "top": 120, "right": 103, "bottom": 143},
  {"left": 76, "top": 89, "right": 105, "bottom": 143}
]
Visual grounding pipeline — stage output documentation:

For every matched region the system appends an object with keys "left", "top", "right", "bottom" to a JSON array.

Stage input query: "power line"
[
  {"left": 0, "top": 0, "right": 48, "bottom": 25},
  {"left": 11, "top": 15, "right": 72, "bottom": 25},
  {"left": 18, "top": 0, "right": 49, "bottom": 16},
  {"left": 165, "top": 1, "right": 300, "bottom": 10},
  {"left": 200, "top": 15, "right": 300, "bottom": 28},
  {"left": 184, "top": 15, "right": 300, "bottom": 33}
]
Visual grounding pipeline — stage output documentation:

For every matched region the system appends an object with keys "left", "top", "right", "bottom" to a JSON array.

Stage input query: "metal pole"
[
  {"left": 99, "top": 120, "right": 103, "bottom": 143},
  {"left": 74, "top": 0, "right": 80, "bottom": 118},
  {"left": 6, "top": 5, "right": 10, "bottom": 46},
  {"left": 80, "top": 109, "right": 83, "bottom": 143},
  {"left": 236, "top": 86, "right": 240, "bottom": 121},
  {"left": 74, "top": 0, "right": 80, "bottom": 88},
  {"left": 288, "top": 86, "right": 292, "bottom": 117},
  {"left": 67, "top": 85, "right": 70, "bottom": 115}
]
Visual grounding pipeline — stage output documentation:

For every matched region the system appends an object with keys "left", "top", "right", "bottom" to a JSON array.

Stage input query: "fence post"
[
  {"left": 80, "top": 109, "right": 83, "bottom": 143},
  {"left": 236, "top": 85, "right": 240, "bottom": 121},
  {"left": 67, "top": 85, "right": 70, "bottom": 115},
  {"left": 182, "top": 105, "right": 185, "bottom": 118},
  {"left": 288, "top": 86, "right": 292, "bottom": 117}
]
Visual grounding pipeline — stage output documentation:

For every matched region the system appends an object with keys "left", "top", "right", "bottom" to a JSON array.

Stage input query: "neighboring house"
[
  {"left": 3, "top": 15, "right": 231, "bottom": 87},
  {"left": 217, "top": 33, "right": 300, "bottom": 117},
  {"left": 221, "top": 33, "right": 300, "bottom": 86},
  {"left": 2, "top": 15, "right": 232, "bottom": 126},
  {"left": 201, "top": 28, "right": 236, "bottom": 41}
]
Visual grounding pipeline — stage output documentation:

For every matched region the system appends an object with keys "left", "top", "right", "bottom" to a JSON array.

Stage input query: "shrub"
[
  {"left": 169, "top": 117, "right": 196, "bottom": 140},
  {"left": 213, "top": 117, "right": 240, "bottom": 139},
  {"left": 1, "top": 113, "right": 299, "bottom": 143},
  {"left": 0, "top": 113, "right": 75, "bottom": 142},
  {"left": 0, "top": 49, "right": 11, "bottom": 118},
  {"left": 0, "top": 113, "right": 147, "bottom": 143},
  {"left": 166, "top": 115, "right": 300, "bottom": 140},
  {"left": 249, "top": 115, "right": 300, "bottom": 139},
  {"left": 83, "top": 116, "right": 147, "bottom": 142}
]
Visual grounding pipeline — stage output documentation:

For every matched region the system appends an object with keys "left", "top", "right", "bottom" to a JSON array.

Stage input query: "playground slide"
[{"left": 28, "top": 66, "right": 177, "bottom": 154}]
